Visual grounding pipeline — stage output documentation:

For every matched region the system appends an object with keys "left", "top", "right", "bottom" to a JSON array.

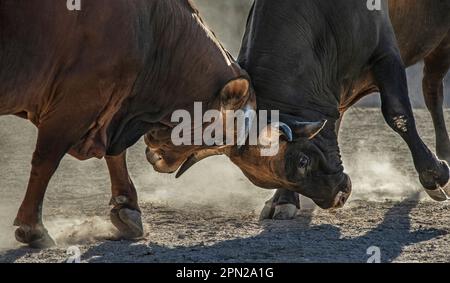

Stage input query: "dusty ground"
[{"left": 1, "top": 108, "right": 450, "bottom": 263}]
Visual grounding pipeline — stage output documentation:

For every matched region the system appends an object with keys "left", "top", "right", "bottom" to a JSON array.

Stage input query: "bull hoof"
[
  {"left": 110, "top": 207, "right": 144, "bottom": 239},
  {"left": 259, "top": 199, "right": 274, "bottom": 220},
  {"left": 425, "top": 184, "right": 450, "bottom": 202},
  {"left": 273, "top": 204, "right": 298, "bottom": 220},
  {"left": 14, "top": 225, "right": 55, "bottom": 249},
  {"left": 423, "top": 162, "right": 450, "bottom": 202},
  {"left": 260, "top": 200, "right": 298, "bottom": 220}
]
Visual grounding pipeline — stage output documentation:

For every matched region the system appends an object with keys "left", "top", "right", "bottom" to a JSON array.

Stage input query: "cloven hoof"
[
  {"left": 14, "top": 225, "right": 56, "bottom": 249},
  {"left": 424, "top": 163, "right": 450, "bottom": 202},
  {"left": 110, "top": 207, "right": 144, "bottom": 239},
  {"left": 260, "top": 199, "right": 298, "bottom": 220}
]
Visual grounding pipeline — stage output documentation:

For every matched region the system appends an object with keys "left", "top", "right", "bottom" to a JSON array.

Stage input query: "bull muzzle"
[
  {"left": 331, "top": 174, "right": 352, "bottom": 209},
  {"left": 145, "top": 147, "right": 162, "bottom": 165},
  {"left": 313, "top": 174, "right": 352, "bottom": 209}
]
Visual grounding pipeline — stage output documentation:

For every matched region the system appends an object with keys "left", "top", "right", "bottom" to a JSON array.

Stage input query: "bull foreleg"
[
  {"left": 106, "top": 151, "right": 144, "bottom": 239},
  {"left": 373, "top": 50, "right": 450, "bottom": 201}
]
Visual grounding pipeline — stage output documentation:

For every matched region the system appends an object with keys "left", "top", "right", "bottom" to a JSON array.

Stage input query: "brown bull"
[{"left": 0, "top": 0, "right": 255, "bottom": 248}]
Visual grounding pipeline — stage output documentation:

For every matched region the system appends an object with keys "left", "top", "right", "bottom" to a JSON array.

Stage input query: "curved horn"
[
  {"left": 280, "top": 117, "right": 327, "bottom": 141},
  {"left": 237, "top": 105, "right": 256, "bottom": 149},
  {"left": 263, "top": 122, "right": 294, "bottom": 142},
  {"left": 277, "top": 122, "right": 293, "bottom": 142},
  {"left": 294, "top": 119, "right": 327, "bottom": 140},
  {"left": 176, "top": 147, "right": 226, "bottom": 178}
]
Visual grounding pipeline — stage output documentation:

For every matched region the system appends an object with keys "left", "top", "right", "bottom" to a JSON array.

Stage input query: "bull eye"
[{"left": 297, "top": 155, "right": 310, "bottom": 175}]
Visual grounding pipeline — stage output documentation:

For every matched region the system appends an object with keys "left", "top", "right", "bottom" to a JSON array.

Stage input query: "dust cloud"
[
  {"left": 47, "top": 216, "right": 116, "bottom": 247},
  {"left": 0, "top": 109, "right": 444, "bottom": 251},
  {"left": 338, "top": 108, "right": 440, "bottom": 203},
  {"left": 344, "top": 151, "right": 425, "bottom": 202},
  {"left": 0, "top": 206, "right": 19, "bottom": 250},
  {"left": 134, "top": 155, "right": 272, "bottom": 213}
]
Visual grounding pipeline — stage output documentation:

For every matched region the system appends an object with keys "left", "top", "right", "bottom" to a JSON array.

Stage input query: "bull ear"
[
  {"left": 291, "top": 120, "right": 327, "bottom": 140},
  {"left": 220, "top": 78, "right": 250, "bottom": 110}
]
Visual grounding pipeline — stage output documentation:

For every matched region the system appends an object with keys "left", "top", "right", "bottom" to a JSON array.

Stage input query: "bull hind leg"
[
  {"left": 13, "top": 83, "right": 113, "bottom": 248},
  {"left": 423, "top": 33, "right": 450, "bottom": 163},
  {"left": 372, "top": 43, "right": 450, "bottom": 201},
  {"left": 14, "top": 120, "right": 79, "bottom": 248},
  {"left": 106, "top": 151, "right": 144, "bottom": 239}
]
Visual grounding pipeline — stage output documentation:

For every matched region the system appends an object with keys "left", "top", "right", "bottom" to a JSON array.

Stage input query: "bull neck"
[{"left": 258, "top": 98, "right": 340, "bottom": 124}]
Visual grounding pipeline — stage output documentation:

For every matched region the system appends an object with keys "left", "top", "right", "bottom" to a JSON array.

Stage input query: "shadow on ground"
[
  {"left": 1, "top": 194, "right": 446, "bottom": 263},
  {"left": 80, "top": 194, "right": 447, "bottom": 262}
]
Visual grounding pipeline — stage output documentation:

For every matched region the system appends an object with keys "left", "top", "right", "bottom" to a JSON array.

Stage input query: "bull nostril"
[
  {"left": 340, "top": 175, "right": 352, "bottom": 193},
  {"left": 331, "top": 191, "right": 350, "bottom": 209}
]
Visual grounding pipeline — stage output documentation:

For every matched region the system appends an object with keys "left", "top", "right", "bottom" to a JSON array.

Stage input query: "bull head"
[
  {"left": 227, "top": 115, "right": 352, "bottom": 210},
  {"left": 144, "top": 77, "right": 256, "bottom": 177}
]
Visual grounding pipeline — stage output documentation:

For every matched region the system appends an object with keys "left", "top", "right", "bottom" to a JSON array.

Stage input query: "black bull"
[{"left": 223, "top": 0, "right": 450, "bottom": 219}]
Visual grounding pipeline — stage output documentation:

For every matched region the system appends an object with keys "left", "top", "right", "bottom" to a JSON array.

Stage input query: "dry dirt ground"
[{"left": 1, "top": 108, "right": 450, "bottom": 263}]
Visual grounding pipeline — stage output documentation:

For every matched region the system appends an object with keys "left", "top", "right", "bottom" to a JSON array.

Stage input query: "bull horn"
[
  {"left": 175, "top": 147, "right": 226, "bottom": 179},
  {"left": 280, "top": 118, "right": 327, "bottom": 141},
  {"left": 237, "top": 105, "right": 256, "bottom": 149},
  {"left": 277, "top": 122, "right": 293, "bottom": 142},
  {"left": 262, "top": 121, "right": 294, "bottom": 142},
  {"left": 292, "top": 119, "right": 327, "bottom": 140}
]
